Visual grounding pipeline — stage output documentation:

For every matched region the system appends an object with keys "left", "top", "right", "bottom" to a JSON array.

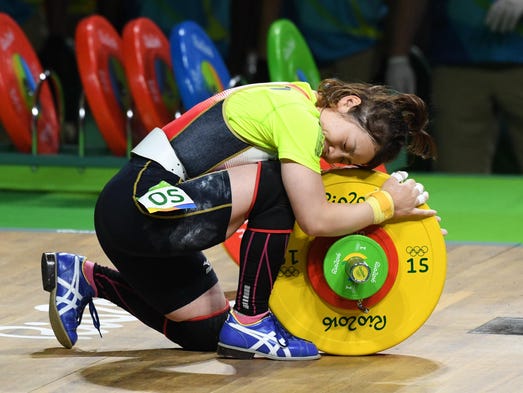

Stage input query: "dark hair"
[{"left": 316, "top": 78, "right": 436, "bottom": 169}]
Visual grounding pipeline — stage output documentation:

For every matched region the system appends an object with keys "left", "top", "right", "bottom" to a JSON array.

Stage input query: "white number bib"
[{"left": 137, "top": 180, "right": 196, "bottom": 213}]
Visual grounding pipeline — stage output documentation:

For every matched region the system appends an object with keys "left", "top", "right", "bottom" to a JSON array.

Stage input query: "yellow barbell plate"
[{"left": 269, "top": 168, "right": 447, "bottom": 355}]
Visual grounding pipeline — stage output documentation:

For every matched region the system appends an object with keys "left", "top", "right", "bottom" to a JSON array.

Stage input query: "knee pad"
[{"left": 247, "top": 161, "right": 295, "bottom": 230}]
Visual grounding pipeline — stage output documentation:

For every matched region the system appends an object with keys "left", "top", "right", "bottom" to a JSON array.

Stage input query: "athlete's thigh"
[
  {"left": 135, "top": 163, "right": 259, "bottom": 250},
  {"left": 221, "top": 163, "right": 259, "bottom": 237}
]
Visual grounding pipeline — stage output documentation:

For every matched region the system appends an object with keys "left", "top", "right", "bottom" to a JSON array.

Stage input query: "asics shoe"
[
  {"left": 217, "top": 311, "right": 320, "bottom": 360},
  {"left": 41, "top": 252, "right": 101, "bottom": 348}
]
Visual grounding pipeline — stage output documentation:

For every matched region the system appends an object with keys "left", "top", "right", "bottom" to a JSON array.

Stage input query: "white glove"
[
  {"left": 385, "top": 56, "right": 416, "bottom": 94},
  {"left": 485, "top": 0, "right": 523, "bottom": 33}
]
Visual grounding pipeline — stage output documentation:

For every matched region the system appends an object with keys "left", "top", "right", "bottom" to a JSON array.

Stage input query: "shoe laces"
[{"left": 80, "top": 300, "right": 102, "bottom": 338}]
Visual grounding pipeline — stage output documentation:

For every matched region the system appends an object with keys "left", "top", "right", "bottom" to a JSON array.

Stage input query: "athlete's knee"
[{"left": 163, "top": 307, "right": 229, "bottom": 351}]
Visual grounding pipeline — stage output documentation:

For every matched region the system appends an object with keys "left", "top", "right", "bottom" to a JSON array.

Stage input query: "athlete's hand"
[
  {"left": 385, "top": 56, "right": 416, "bottom": 94},
  {"left": 381, "top": 171, "right": 436, "bottom": 220},
  {"left": 485, "top": 0, "right": 523, "bottom": 33}
]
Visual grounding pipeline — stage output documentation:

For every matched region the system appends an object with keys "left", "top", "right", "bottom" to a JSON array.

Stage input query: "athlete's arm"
[{"left": 280, "top": 160, "right": 436, "bottom": 237}]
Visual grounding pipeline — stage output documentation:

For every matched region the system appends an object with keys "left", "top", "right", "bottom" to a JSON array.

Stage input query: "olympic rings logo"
[
  {"left": 406, "top": 245, "right": 429, "bottom": 257},
  {"left": 278, "top": 265, "right": 301, "bottom": 277}
]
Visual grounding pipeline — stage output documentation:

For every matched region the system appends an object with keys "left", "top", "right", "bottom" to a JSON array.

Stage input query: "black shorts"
[{"left": 94, "top": 156, "right": 232, "bottom": 314}]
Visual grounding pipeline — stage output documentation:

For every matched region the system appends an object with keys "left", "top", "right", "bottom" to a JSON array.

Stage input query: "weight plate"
[
  {"left": 0, "top": 13, "right": 59, "bottom": 153},
  {"left": 122, "top": 17, "right": 180, "bottom": 134},
  {"left": 169, "top": 20, "right": 230, "bottom": 110},
  {"left": 269, "top": 168, "right": 447, "bottom": 355},
  {"left": 76, "top": 15, "right": 130, "bottom": 156}
]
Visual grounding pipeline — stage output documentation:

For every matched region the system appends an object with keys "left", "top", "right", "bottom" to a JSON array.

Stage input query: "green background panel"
[{"left": 0, "top": 171, "right": 521, "bottom": 244}]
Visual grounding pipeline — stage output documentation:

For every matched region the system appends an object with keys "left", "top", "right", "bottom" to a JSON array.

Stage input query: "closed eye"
[{"left": 343, "top": 140, "right": 356, "bottom": 165}]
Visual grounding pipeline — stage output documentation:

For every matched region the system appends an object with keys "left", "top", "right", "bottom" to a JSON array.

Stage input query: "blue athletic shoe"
[
  {"left": 217, "top": 311, "right": 320, "bottom": 360},
  {"left": 41, "top": 252, "right": 101, "bottom": 348}
]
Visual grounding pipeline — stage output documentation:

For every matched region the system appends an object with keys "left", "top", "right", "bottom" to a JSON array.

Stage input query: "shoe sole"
[
  {"left": 217, "top": 343, "right": 256, "bottom": 359},
  {"left": 41, "top": 252, "right": 74, "bottom": 349},
  {"left": 217, "top": 343, "right": 320, "bottom": 361}
]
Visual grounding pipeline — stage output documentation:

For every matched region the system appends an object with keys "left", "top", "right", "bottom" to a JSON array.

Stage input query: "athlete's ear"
[{"left": 337, "top": 95, "right": 361, "bottom": 112}]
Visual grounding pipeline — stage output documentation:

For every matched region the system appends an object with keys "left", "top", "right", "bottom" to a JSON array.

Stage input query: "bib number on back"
[{"left": 137, "top": 180, "right": 196, "bottom": 213}]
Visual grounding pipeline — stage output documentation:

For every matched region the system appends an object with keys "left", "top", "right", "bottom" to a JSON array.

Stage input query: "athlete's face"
[{"left": 319, "top": 95, "right": 377, "bottom": 166}]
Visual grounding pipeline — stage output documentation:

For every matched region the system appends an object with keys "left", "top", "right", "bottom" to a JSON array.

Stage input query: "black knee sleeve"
[
  {"left": 164, "top": 307, "right": 230, "bottom": 351},
  {"left": 247, "top": 161, "right": 295, "bottom": 230}
]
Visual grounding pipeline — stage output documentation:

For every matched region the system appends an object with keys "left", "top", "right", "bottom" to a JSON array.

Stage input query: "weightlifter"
[{"left": 41, "top": 78, "right": 436, "bottom": 360}]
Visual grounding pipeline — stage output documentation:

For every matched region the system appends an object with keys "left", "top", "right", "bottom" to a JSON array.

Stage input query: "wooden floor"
[{"left": 1, "top": 230, "right": 522, "bottom": 393}]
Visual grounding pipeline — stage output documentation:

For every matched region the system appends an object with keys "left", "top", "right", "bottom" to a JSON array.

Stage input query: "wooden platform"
[{"left": 1, "top": 230, "right": 522, "bottom": 393}]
